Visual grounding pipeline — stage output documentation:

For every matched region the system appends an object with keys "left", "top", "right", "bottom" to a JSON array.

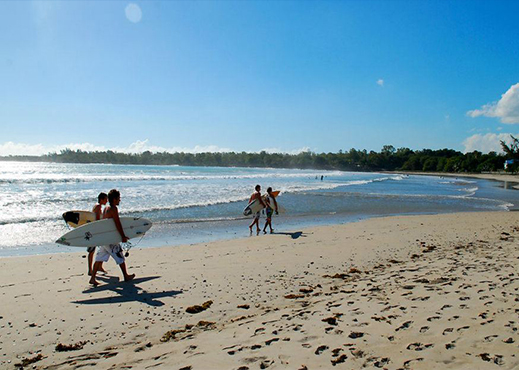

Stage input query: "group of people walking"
[
  {"left": 248, "top": 185, "right": 279, "bottom": 236},
  {"left": 86, "top": 189, "right": 135, "bottom": 286},
  {"left": 84, "top": 185, "right": 280, "bottom": 286}
]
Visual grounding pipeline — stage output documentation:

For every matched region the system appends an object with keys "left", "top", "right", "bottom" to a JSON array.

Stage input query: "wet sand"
[{"left": 2, "top": 212, "right": 519, "bottom": 369}]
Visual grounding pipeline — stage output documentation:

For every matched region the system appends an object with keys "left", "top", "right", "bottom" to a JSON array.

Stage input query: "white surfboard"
[
  {"left": 243, "top": 195, "right": 275, "bottom": 216},
  {"left": 56, "top": 217, "right": 152, "bottom": 247},
  {"left": 62, "top": 210, "right": 96, "bottom": 228}
]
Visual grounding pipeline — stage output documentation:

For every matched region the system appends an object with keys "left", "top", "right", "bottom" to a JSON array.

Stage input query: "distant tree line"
[{"left": 2, "top": 139, "right": 519, "bottom": 173}]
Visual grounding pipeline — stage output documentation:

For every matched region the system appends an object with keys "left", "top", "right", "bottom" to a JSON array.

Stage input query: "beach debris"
[
  {"left": 186, "top": 300, "right": 213, "bottom": 314},
  {"left": 55, "top": 341, "right": 88, "bottom": 352},
  {"left": 14, "top": 354, "right": 44, "bottom": 368},
  {"left": 161, "top": 321, "right": 215, "bottom": 342},
  {"left": 161, "top": 327, "right": 187, "bottom": 342}
]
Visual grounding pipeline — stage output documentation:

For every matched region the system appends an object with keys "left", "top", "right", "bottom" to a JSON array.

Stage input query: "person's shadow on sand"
[
  {"left": 273, "top": 231, "right": 306, "bottom": 239},
  {"left": 74, "top": 276, "right": 182, "bottom": 307}
]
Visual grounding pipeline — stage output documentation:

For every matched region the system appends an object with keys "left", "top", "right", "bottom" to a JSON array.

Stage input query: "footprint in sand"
[
  {"left": 315, "top": 345, "right": 329, "bottom": 355},
  {"left": 406, "top": 343, "right": 434, "bottom": 351},
  {"left": 484, "top": 335, "right": 499, "bottom": 342},
  {"left": 419, "top": 326, "right": 429, "bottom": 333},
  {"left": 442, "top": 328, "right": 454, "bottom": 335},
  {"left": 396, "top": 321, "right": 413, "bottom": 331}
]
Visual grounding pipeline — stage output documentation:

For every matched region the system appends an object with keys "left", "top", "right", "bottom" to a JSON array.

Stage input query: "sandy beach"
[{"left": 2, "top": 211, "right": 519, "bottom": 369}]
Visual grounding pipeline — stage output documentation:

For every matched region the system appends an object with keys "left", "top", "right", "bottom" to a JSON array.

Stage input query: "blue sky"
[{"left": 1, "top": 0, "right": 519, "bottom": 155}]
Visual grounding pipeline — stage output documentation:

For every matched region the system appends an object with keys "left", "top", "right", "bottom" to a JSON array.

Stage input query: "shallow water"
[{"left": 1, "top": 162, "right": 518, "bottom": 257}]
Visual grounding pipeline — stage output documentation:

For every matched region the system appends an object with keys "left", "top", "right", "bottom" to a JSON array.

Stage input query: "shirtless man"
[
  {"left": 262, "top": 187, "right": 279, "bottom": 234},
  {"left": 248, "top": 184, "right": 266, "bottom": 236},
  {"left": 87, "top": 192, "right": 108, "bottom": 276},
  {"left": 89, "top": 189, "right": 135, "bottom": 286}
]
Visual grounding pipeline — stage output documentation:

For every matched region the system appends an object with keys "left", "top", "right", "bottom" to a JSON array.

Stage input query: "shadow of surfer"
[
  {"left": 272, "top": 231, "right": 306, "bottom": 239},
  {"left": 77, "top": 276, "right": 182, "bottom": 307}
]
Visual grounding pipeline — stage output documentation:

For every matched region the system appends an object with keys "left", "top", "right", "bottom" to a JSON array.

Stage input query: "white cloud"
[
  {"left": 125, "top": 3, "right": 142, "bottom": 23},
  {"left": 467, "top": 83, "right": 519, "bottom": 124},
  {"left": 462, "top": 133, "right": 519, "bottom": 153},
  {"left": 376, "top": 79, "right": 384, "bottom": 87},
  {"left": 0, "top": 140, "right": 308, "bottom": 156}
]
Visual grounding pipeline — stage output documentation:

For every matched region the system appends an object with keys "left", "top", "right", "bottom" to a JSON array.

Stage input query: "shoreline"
[
  {"left": 5, "top": 171, "right": 519, "bottom": 259},
  {"left": 3, "top": 211, "right": 519, "bottom": 369},
  {"left": 391, "top": 170, "right": 519, "bottom": 187}
]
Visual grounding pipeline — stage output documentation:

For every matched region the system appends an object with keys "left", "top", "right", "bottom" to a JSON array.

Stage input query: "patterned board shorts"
[{"left": 95, "top": 244, "right": 125, "bottom": 265}]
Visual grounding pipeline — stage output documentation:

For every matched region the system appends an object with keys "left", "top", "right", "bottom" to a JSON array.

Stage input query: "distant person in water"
[
  {"left": 249, "top": 184, "right": 266, "bottom": 236},
  {"left": 89, "top": 189, "right": 135, "bottom": 286},
  {"left": 87, "top": 192, "right": 108, "bottom": 276},
  {"left": 321, "top": 175, "right": 324, "bottom": 181},
  {"left": 263, "top": 187, "right": 278, "bottom": 234}
]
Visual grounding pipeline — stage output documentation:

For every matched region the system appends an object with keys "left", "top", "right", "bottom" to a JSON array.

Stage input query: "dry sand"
[{"left": 2, "top": 212, "right": 519, "bottom": 369}]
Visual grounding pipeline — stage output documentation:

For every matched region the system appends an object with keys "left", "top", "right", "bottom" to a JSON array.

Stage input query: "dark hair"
[
  {"left": 108, "top": 189, "right": 120, "bottom": 205},
  {"left": 267, "top": 187, "right": 272, "bottom": 193},
  {"left": 98, "top": 192, "right": 108, "bottom": 202},
  {"left": 255, "top": 184, "right": 261, "bottom": 191}
]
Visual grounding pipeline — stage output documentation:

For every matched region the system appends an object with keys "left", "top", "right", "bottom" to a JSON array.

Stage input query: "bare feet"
[
  {"left": 124, "top": 274, "right": 135, "bottom": 282},
  {"left": 89, "top": 279, "right": 99, "bottom": 286},
  {"left": 256, "top": 229, "right": 260, "bottom": 236},
  {"left": 249, "top": 226, "right": 253, "bottom": 236},
  {"left": 263, "top": 230, "right": 267, "bottom": 234},
  {"left": 270, "top": 229, "right": 274, "bottom": 234}
]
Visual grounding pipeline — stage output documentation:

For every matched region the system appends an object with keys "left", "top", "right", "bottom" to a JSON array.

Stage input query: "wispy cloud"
[
  {"left": 467, "top": 83, "right": 519, "bottom": 124},
  {"left": 462, "top": 133, "right": 519, "bottom": 153},
  {"left": 376, "top": 79, "right": 384, "bottom": 87},
  {"left": 0, "top": 140, "right": 309, "bottom": 156}
]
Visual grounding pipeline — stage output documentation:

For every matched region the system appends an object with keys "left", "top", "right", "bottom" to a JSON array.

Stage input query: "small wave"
[{"left": 0, "top": 171, "right": 345, "bottom": 184}]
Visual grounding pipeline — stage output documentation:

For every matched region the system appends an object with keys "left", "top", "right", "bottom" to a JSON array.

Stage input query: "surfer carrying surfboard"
[
  {"left": 87, "top": 192, "right": 108, "bottom": 276},
  {"left": 89, "top": 189, "right": 135, "bottom": 286},
  {"left": 262, "top": 187, "right": 278, "bottom": 234},
  {"left": 248, "top": 185, "right": 266, "bottom": 236}
]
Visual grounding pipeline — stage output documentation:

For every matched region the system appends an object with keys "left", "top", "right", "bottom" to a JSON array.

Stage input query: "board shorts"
[
  {"left": 266, "top": 207, "right": 274, "bottom": 219},
  {"left": 86, "top": 247, "right": 96, "bottom": 253},
  {"left": 95, "top": 244, "right": 125, "bottom": 265}
]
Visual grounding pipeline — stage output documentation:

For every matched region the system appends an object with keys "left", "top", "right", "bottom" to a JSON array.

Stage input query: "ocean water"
[{"left": 1, "top": 161, "right": 518, "bottom": 257}]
